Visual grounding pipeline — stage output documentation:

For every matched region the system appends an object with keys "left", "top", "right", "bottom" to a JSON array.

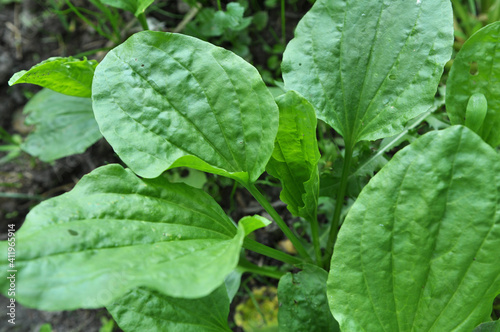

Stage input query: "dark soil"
[{"left": 0, "top": 0, "right": 311, "bottom": 331}]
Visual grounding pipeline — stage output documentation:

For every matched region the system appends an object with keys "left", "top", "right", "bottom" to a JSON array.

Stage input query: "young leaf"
[
  {"left": 100, "top": 0, "right": 154, "bottom": 17},
  {"left": 8, "top": 57, "right": 98, "bottom": 97},
  {"left": 107, "top": 286, "right": 232, "bottom": 332},
  {"left": 92, "top": 31, "right": 278, "bottom": 184},
  {"left": 446, "top": 22, "right": 500, "bottom": 147},
  {"left": 282, "top": 0, "right": 453, "bottom": 144},
  {"left": 21, "top": 88, "right": 102, "bottom": 162},
  {"left": 239, "top": 215, "right": 272, "bottom": 236},
  {"left": 328, "top": 126, "right": 500, "bottom": 332},
  {"left": 278, "top": 264, "right": 340, "bottom": 332},
  {"left": 465, "top": 93, "right": 488, "bottom": 133},
  {"left": 0, "top": 164, "right": 244, "bottom": 310},
  {"left": 266, "top": 91, "right": 320, "bottom": 224}
]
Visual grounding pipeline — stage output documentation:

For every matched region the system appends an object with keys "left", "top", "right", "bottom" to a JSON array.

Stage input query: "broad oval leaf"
[
  {"left": 278, "top": 264, "right": 339, "bottom": 332},
  {"left": 92, "top": 31, "right": 278, "bottom": 183},
  {"left": 446, "top": 22, "right": 500, "bottom": 147},
  {"left": 21, "top": 88, "right": 102, "bottom": 161},
  {"left": 100, "top": 0, "right": 154, "bottom": 16},
  {"left": 465, "top": 93, "right": 488, "bottom": 133},
  {"left": 0, "top": 164, "right": 244, "bottom": 310},
  {"left": 108, "top": 286, "right": 232, "bottom": 332},
  {"left": 328, "top": 126, "right": 500, "bottom": 331},
  {"left": 282, "top": 0, "right": 453, "bottom": 144},
  {"left": 9, "top": 57, "right": 98, "bottom": 97},
  {"left": 266, "top": 91, "right": 320, "bottom": 224}
]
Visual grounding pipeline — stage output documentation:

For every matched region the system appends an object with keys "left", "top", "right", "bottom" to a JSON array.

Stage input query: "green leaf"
[
  {"left": 328, "top": 126, "right": 500, "bottom": 332},
  {"left": 282, "top": 0, "right": 453, "bottom": 144},
  {"left": 21, "top": 88, "right": 102, "bottom": 162},
  {"left": 446, "top": 22, "right": 500, "bottom": 147},
  {"left": 252, "top": 11, "right": 268, "bottom": 31},
  {"left": 214, "top": 3, "right": 251, "bottom": 32},
  {"left": 239, "top": 215, "right": 272, "bottom": 236},
  {"left": 9, "top": 57, "right": 98, "bottom": 97},
  {"left": 100, "top": 0, "right": 154, "bottom": 16},
  {"left": 0, "top": 164, "right": 244, "bottom": 310},
  {"left": 225, "top": 270, "right": 242, "bottom": 301},
  {"left": 278, "top": 264, "right": 340, "bottom": 332},
  {"left": 266, "top": 91, "right": 320, "bottom": 223},
  {"left": 465, "top": 93, "right": 488, "bottom": 133},
  {"left": 108, "top": 286, "right": 232, "bottom": 332},
  {"left": 474, "top": 321, "right": 500, "bottom": 332},
  {"left": 187, "top": 8, "right": 222, "bottom": 37},
  {"left": 92, "top": 31, "right": 278, "bottom": 183}
]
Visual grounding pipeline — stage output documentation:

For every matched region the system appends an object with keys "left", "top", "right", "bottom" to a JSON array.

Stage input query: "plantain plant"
[{"left": 3, "top": 0, "right": 500, "bottom": 331}]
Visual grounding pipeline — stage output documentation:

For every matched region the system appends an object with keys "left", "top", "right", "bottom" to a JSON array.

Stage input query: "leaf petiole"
[
  {"left": 137, "top": 12, "right": 149, "bottom": 30},
  {"left": 242, "top": 238, "right": 304, "bottom": 266},
  {"left": 324, "top": 140, "right": 355, "bottom": 267},
  {"left": 243, "top": 182, "right": 312, "bottom": 261}
]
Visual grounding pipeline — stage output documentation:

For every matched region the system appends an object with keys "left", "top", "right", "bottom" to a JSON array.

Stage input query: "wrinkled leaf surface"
[
  {"left": 0, "top": 164, "right": 244, "bottom": 310},
  {"left": 92, "top": 31, "right": 278, "bottom": 183},
  {"left": 328, "top": 126, "right": 500, "bottom": 331},
  {"left": 282, "top": 0, "right": 453, "bottom": 143},
  {"left": 266, "top": 91, "right": 320, "bottom": 223},
  {"left": 278, "top": 264, "right": 339, "bottom": 332}
]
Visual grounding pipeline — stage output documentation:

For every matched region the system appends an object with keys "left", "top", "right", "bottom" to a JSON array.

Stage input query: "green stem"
[
  {"left": 468, "top": 0, "right": 477, "bottom": 16},
  {"left": 324, "top": 140, "right": 355, "bottom": 266},
  {"left": 243, "top": 238, "right": 303, "bottom": 265},
  {"left": 237, "top": 257, "right": 285, "bottom": 279},
  {"left": 244, "top": 183, "right": 312, "bottom": 260},
  {"left": 137, "top": 13, "right": 149, "bottom": 30},
  {"left": 216, "top": 0, "right": 222, "bottom": 11},
  {"left": 309, "top": 211, "right": 323, "bottom": 267}
]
